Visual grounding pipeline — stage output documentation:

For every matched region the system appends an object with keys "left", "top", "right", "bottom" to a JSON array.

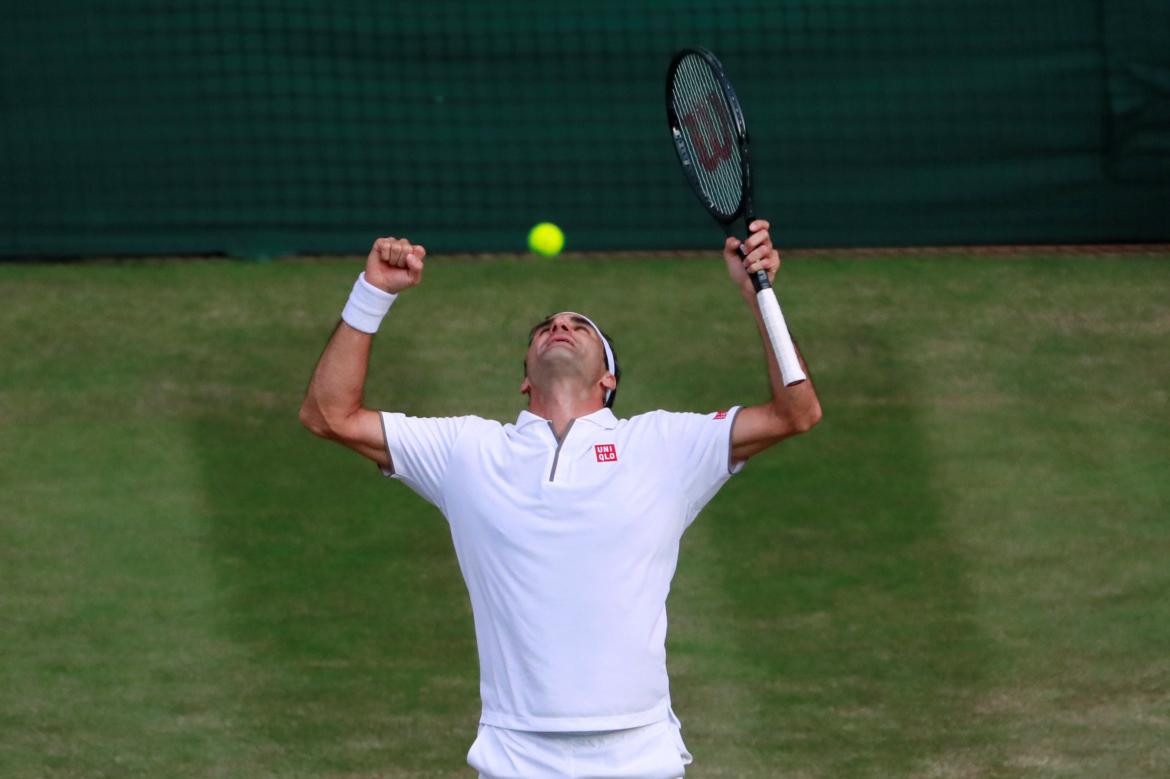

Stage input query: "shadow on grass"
[
  {"left": 188, "top": 410, "right": 479, "bottom": 776},
  {"left": 704, "top": 322, "right": 995, "bottom": 776}
]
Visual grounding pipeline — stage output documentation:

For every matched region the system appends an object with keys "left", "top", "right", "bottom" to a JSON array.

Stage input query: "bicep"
[
  {"left": 332, "top": 408, "right": 392, "bottom": 469},
  {"left": 730, "top": 403, "right": 795, "bottom": 462}
]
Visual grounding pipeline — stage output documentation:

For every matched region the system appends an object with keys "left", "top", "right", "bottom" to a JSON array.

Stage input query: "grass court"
[{"left": 2, "top": 251, "right": 1168, "bottom": 777}]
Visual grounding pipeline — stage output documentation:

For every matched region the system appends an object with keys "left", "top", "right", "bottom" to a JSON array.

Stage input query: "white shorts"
[{"left": 467, "top": 715, "right": 693, "bottom": 779}]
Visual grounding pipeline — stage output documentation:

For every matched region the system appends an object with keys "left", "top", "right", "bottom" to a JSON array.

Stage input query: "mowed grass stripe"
[
  {"left": 905, "top": 257, "right": 1170, "bottom": 777},
  {"left": 706, "top": 262, "right": 990, "bottom": 776},
  {"left": 0, "top": 417, "right": 255, "bottom": 777}
]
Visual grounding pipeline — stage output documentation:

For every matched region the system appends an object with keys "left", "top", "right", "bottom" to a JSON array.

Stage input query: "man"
[{"left": 300, "top": 221, "right": 821, "bottom": 778}]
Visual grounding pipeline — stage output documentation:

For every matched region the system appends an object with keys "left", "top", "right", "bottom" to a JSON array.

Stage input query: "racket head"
[{"left": 665, "top": 47, "right": 752, "bottom": 227}]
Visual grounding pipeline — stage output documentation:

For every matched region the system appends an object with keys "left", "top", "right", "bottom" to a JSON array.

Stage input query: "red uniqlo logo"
[
  {"left": 594, "top": 444, "right": 617, "bottom": 463},
  {"left": 714, "top": 410, "right": 728, "bottom": 420}
]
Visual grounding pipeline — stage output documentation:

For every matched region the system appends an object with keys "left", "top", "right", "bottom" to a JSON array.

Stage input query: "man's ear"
[
  {"left": 520, "top": 377, "right": 532, "bottom": 396},
  {"left": 600, "top": 373, "right": 617, "bottom": 393}
]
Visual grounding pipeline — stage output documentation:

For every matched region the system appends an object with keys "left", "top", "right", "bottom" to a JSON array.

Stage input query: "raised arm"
[
  {"left": 725, "top": 221, "right": 822, "bottom": 462},
  {"left": 299, "top": 237, "right": 426, "bottom": 467}
]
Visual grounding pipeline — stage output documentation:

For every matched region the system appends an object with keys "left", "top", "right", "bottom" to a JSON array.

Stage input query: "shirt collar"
[{"left": 515, "top": 407, "right": 618, "bottom": 430}]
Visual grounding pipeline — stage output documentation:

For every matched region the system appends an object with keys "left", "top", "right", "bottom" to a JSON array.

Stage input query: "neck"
[{"left": 527, "top": 381, "right": 604, "bottom": 439}]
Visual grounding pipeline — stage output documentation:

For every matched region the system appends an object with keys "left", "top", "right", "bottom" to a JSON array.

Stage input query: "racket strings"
[{"left": 670, "top": 55, "right": 744, "bottom": 221}]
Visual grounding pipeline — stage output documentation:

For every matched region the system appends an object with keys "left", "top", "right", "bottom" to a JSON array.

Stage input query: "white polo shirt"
[{"left": 380, "top": 406, "right": 744, "bottom": 732}]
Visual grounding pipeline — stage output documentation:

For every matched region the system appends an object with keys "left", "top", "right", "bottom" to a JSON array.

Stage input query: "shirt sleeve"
[
  {"left": 658, "top": 407, "right": 745, "bottom": 526},
  {"left": 379, "top": 412, "right": 475, "bottom": 511}
]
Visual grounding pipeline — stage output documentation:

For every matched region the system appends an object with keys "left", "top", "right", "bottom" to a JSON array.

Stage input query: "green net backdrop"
[{"left": 2, "top": 1, "right": 1168, "bottom": 257}]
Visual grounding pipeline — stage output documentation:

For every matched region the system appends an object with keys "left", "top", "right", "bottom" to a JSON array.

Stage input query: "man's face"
[{"left": 523, "top": 312, "right": 609, "bottom": 393}]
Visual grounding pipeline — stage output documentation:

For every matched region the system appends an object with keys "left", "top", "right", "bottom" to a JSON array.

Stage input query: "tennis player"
[{"left": 300, "top": 221, "right": 821, "bottom": 778}]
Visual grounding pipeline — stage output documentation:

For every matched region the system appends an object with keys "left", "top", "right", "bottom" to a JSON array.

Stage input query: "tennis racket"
[{"left": 665, "top": 47, "right": 806, "bottom": 387}]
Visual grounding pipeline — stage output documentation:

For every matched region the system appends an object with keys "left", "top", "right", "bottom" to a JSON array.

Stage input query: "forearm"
[
  {"left": 300, "top": 321, "right": 376, "bottom": 437},
  {"left": 744, "top": 291, "right": 821, "bottom": 431}
]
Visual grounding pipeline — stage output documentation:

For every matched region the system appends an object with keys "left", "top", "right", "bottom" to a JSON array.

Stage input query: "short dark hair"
[{"left": 524, "top": 314, "right": 622, "bottom": 408}]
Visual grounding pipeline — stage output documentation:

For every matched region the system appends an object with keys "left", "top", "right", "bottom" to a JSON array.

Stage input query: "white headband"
[{"left": 555, "top": 311, "right": 616, "bottom": 404}]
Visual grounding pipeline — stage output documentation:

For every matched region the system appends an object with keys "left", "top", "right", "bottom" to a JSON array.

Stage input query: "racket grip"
[{"left": 755, "top": 286, "right": 806, "bottom": 387}]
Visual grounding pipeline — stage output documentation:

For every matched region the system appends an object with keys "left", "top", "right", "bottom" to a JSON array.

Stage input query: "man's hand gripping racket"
[{"left": 666, "top": 47, "right": 806, "bottom": 387}]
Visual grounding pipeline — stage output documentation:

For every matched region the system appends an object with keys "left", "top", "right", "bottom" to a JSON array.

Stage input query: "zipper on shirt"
[{"left": 547, "top": 419, "right": 575, "bottom": 482}]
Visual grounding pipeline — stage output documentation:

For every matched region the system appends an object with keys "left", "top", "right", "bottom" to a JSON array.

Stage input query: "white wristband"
[{"left": 341, "top": 272, "right": 397, "bottom": 333}]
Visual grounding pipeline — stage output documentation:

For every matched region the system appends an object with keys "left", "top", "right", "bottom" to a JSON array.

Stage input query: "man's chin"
[
  {"left": 540, "top": 346, "right": 578, "bottom": 364},
  {"left": 532, "top": 352, "right": 591, "bottom": 381}
]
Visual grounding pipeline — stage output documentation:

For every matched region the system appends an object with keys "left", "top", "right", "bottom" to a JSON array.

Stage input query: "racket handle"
[{"left": 755, "top": 286, "right": 806, "bottom": 387}]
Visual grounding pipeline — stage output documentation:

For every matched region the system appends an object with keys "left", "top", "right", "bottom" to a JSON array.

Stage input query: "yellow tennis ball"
[{"left": 528, "top": 222, "right": 565, "bottom": 256}]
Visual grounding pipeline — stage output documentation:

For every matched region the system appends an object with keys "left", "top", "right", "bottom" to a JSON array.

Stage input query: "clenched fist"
[
  {"left": 365, "top": 237, "right": 426, "bottom": 294},
  {"left": 723, "top": 220, "right": 780, "bottom": 300}
]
